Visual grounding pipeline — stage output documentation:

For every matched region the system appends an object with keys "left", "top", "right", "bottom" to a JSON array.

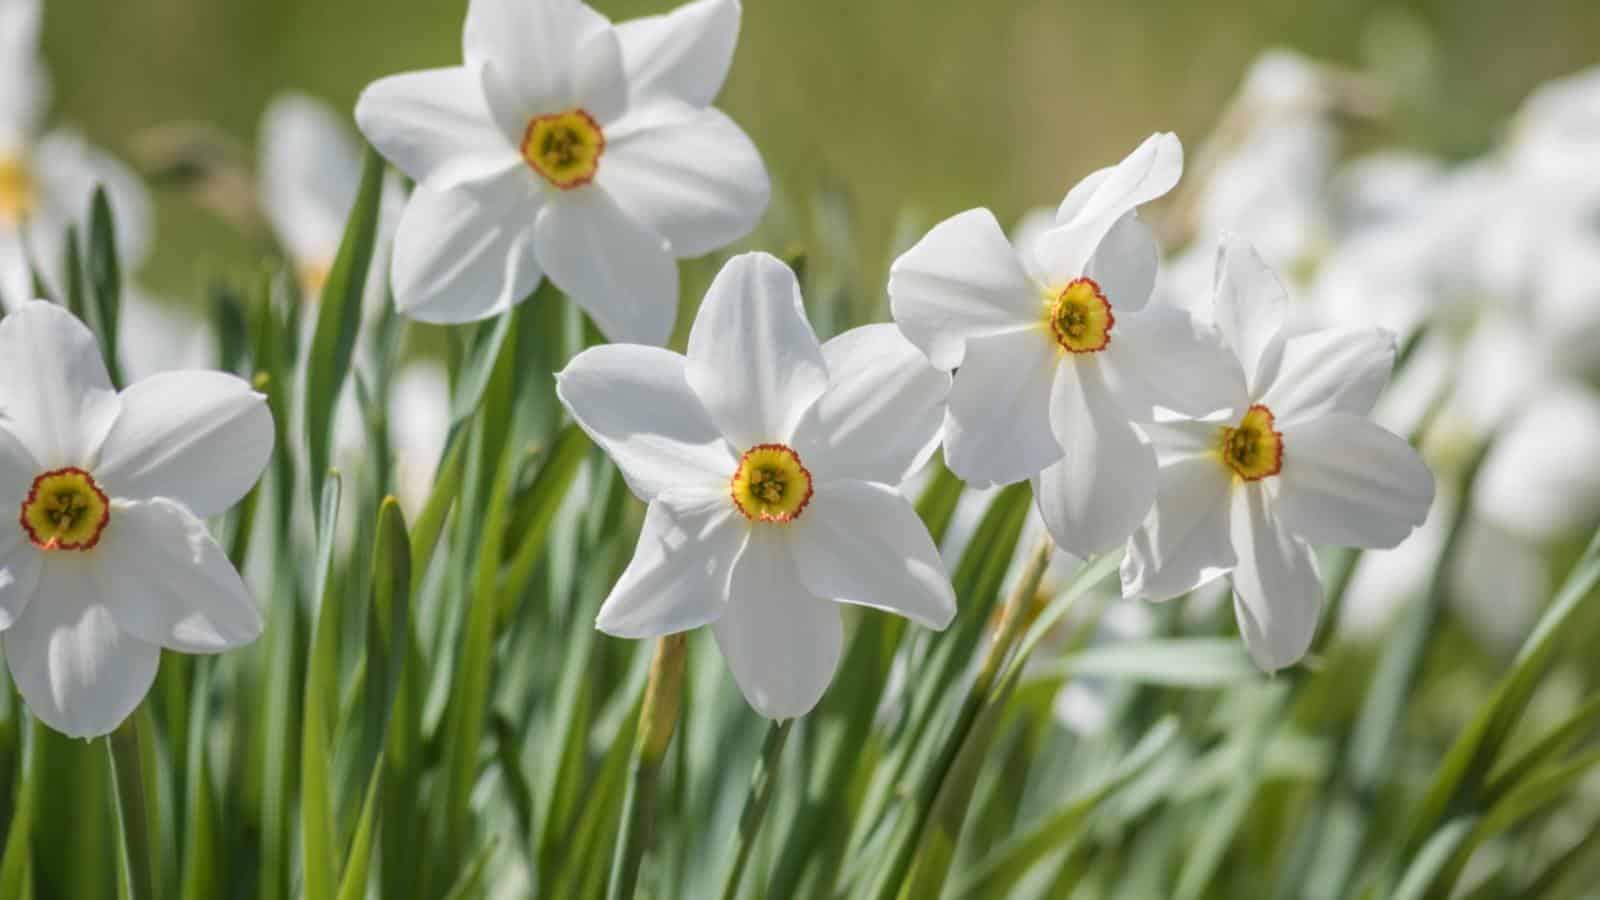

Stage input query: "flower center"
[
  {"left": 521, "top": 109, "right": 604, "bottom": 190},
  {"left": 0, "top": 154, "right": 36, "bottom": 225},
  {"left": 19, "top": 468, "right": 111, "bottom": 551},
  {"left": 730, "top": 444, "right": 813, "bottom": 523},
  {"left": 1047, "top": 278, "right": 1114, "bottom": 353},
  {"left": 1218, "top": 405, "right": 1284, "bottom": 481}
]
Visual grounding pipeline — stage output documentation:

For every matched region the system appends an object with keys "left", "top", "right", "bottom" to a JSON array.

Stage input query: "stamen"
[
  {"left": 19, "top": 467, "right": 111, "bottom": 551},
  {"left": 730, "top": 444, "right": 813, "bottom": 523},
  {"left": 521, "top": 109, "right": 605, "bottom": 190},
  {"left": 1047, "top": 278, "right": 1114, "bottom": 353},
  {"left": 0, "top": 155, "right": 36, "bottom": 224},
  {"left": 1218, "top": 405, "right": 1284, "bottom": 481}
]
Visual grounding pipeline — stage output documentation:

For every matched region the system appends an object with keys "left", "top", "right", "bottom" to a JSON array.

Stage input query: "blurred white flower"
[
  {"left": 1474, "top": 381, "right": 1600, "bottom": 543},
  {"left": 388, "top": 361, "right": 451, "bottom": 521},
  {"left": 1123, "top": 238, "right": 1433, "bottom": 671},
  {"left": 0, "top": 1, "right": 152, "bottom": 309},
  {"left": 260, "top": 92, "right": 403, "bottom": 309},
  {"left": 1508, "top": 65, "right": 1600, "bottom": 189},
  {"left": 117, "top": 289, "right": 217, "bottom": 383},
  {"left": 0, "top": 302, "right": 273, "bottom": 737},
  {"left": 355, "top": 0, "right": 769, "bottom": 343},
  {"left": 557, "top": 252, "right": 954, "bottom": 718},
  {"left": 890, "top": 133, "right": 1239, "bottom": 556}
]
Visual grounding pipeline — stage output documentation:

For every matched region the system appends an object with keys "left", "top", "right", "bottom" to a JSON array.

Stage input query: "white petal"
[
  {"left": 942, "top": 328, "right": 1061, "bottom": 487},
  {"left": 0, "top": 522, "right": 40, "bottom": 630},
  {"left": 685, "top": 252, "right": 826, "bottom": 448},
  {"left": 788, "top": 479, "right": 956, "bottom": 629},
  {"left": 31, "top": 130, "right": 155, "bottom": 274},
  {"left": 534, "top": 186, "right": 677, "bottom": 345},
  {"left": 887, "top": 208, "right": 1040, "bottom": 370},
  {"left": 262, "top": 93, "right": 361, "bottom": 267},
  {"left": 3, "top": 558, "right": 158, "bottom": 738},
  {"left": 464, "top": 0, "right": 616, "bottom": 121},
  {"left": 599, "top": 107, "right": 768, "bottom": 258},
  {"left": 0, "top": 423, "right": 35, "bottom": 507},
  {"left": 1259, "top": 328, "right": 1395, "bottom": 425},
  {"left": 391, "top": 168, "right": 544, "bottom": 325},
  {"left": 0, "top": 301, "right": 120, "bottom": 468},
  {"left": 789, "top": 324, "right": 950, "bottom": 484},
  {"left": 714, "top": 530, "right": 842, "bottom": 719},
  {"left": 1475, "top": 382, "right": 1600, "bottom": 541},
  {"left": 354, "top": 67, "right": 514, "bottom": 187},
  {"left": 94, "top": 370, "right": 274, "bottom": 518},
  {"left": 1055, "top": 133, "right": 1184, "bottom": 229},
  {"left": 1211, "top": 236, "right": 1287, "bottom": 398},
  {"left": 1032, "top": 358, "right": 1157, "bottom": 556},
  {"left": 1122, "top": 456, "right": 1235, "bottom": 601},
  {"left": 1229, "top": 482, "right": 1322, "bottom": 672},
  {"left": 1083, "top": 212, "right": 1158, "bottom": 313},
  {"left": 598, "top": 493, "right": 745, "bottom": 637},
  {"left": 1276, "top": 413, "right": 1434, "bottom": 549},
  {"left": 556, "top": 343, "right": 735, "bottom": 502},
  {"left": 95, "top": 499, "right": 263, "bottom": 652},
  {"left": 1142, "top": 415, "right": 1234, "bottom": 466},
  {"left": 615, "top": 0, "right": 739, "bottom": 109},
  {"left": 1099, "top": 305, "right": 1246, "bottom": 421}
]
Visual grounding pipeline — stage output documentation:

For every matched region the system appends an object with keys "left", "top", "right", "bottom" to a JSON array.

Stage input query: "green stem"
[
  {"left": 107, "top": 712, "right": 157, "bottom": 900},
  {"left": 608, "top": 633, "right": 689, "bottom": 900},
  {"left": 721, "top": 720, "right": 794, "bottom": 900}
]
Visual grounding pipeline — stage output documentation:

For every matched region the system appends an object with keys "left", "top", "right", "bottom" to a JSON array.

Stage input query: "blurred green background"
[{"left": 35, "top": 0, "right": 1600, "bottom": 298}]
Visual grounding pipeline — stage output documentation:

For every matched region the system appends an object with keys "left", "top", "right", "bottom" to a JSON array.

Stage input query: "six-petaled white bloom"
[
  {"left": 0, "top": 0, "right": 152, "bottom": 310},
  {"left": 0, "top": 302, "right": 274, "bottom": 737},
  {"left": 557, "top": 252, "right": 956, "bottom": 718},
  {"left": 356, "top": 0, "right": 769, "bottom": 344},
  {"left": 1121, "top": 238, "right": 1435, "bottom": 671},
  {"left": 888, "top": 134, "right": 1239, "bottom": 556}
]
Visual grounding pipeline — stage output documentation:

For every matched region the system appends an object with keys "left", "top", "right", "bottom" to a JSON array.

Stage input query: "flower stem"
[
  {"left": 608, "top": 633, "right": 689, "bottom": 900},
  {"left": 106, "top": 710, "right": 157, "bottom": 900},
  {"left": 720, "top": 719, "right": 794, "bottom": 900}
]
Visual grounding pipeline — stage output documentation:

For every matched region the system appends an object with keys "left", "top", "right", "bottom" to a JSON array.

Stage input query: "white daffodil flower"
[
  {"left": 0, "top": 302, "right": 273, "bottom": 737},
  {"left": 0, "top": 0, "right": 153, "bottom": 309},
  {"left": 1122, "top": 238, "right": 1434, "bottom": 671},
  {"left": 355, "top": 0, "right": 769, "bottom": 344},
  {"left": 557, "top": 252, "right": 955, "bottom": 718},
  {"left": 889, "top": 133, "right": 1239, "bottom": 556}
]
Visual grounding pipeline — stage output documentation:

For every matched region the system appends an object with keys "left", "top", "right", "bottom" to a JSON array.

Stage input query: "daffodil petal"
[
  {"left": 942, "top": 327, "right": 1061, "bottom": 487},
  {"left": 0, "top": 424, "right": 35, "bottom": 508},
  {"left": 1099, "top": 305, "right": 1246, "bottom": 421},
  {"left": 888, "top": 208, "right": 1040, "bottom": 370},
  {"left": 0, "top": 301, "right": 120, "bottom": 469},
  {"left": 596, "top": 494, "right": 744, "bottom": 638},
  {"left": 686, "top": 251, "right": 827, "bottom": 448},
  {"left": 714, "top": 529, "right": 842, "bottom": 720},
  {"left": 354, "top": 66, "right": 513, "bottom": 186},
  {"left": 464, "top": 0, "right": 615, "bottom": 123},
  {"left": 614, "top": 0, "right": 739, "bottom": 109},
  {"left": 789, "top": 324, "right": 950, "bottom": 484},
  {"left": 1230, "top": 482, "right": 1322, "bottom": 672},
  {"left": 535, "top": 186, "right": 678, "bottom": 346},
  {"left": 392, "top": 168, "right": 544, "bottom": 325},
  {"left": 1259, "top": 328, "right": 1396, "bottom": 425},
  {"left": 263, "top": 93, "right": 362, "bottom": 268},
  {"left": 95, "top": 371, "right": 273, "bottom": 518},
  {"left": 1122, "top": 456, "right": 1236, "bottom": 601},
  {"left": 3, "top": 558, "right": 158, "bottom": 739},
  {"left": 1083, "top": 212, "right": 1158, "bottom": 314},
  {"left": 556, "top": 344, "right": 736, "bottom": 502},
  {"left": 95, "top": 499, "right": 262, "bottom": 653},
  {"left": 787, "top": 478, "right": 956, "bottom": 630},
  {"left": 600, "top": 107, "right": 768, "bottom": 258},
  {"left": 1055, "top": 132, "right": 1184, "bottom": 229},
  {"left": 1212, "top": 236, "right": 1287, "bottom": 398},
  {"left": 1277, "top": 413, "right": 1434, "bottom": 549},
  {"left": 1033, "top": 358, "right": 1157, "bottom": 556},
  {"left": 0, "top": 524, "right": 40, "bottom": 631}
]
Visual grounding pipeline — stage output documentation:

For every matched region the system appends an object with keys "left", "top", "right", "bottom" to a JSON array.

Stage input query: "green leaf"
[
  {"left": 86, "top": 185, "right": 123, "bottom": 387},
  {"left": 1391, "top": 818, "right": 1477, "bottom": 900},
  {"left": 301, "top": 473, "right": 345, "bottom": 900},
  {"left": 335, "top": 764, "right": 385, "bottom": 900},
  {"left": 1025, "top": 638, "right": 1260, "bottom": 689},
  {"left": 303, "top": 145, "right": 385, "bottom": 506}
]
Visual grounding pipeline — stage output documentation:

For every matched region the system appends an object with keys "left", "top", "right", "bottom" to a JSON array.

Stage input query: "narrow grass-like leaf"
[
  {"left": 1025, "top": 638, "right": 1260, "bottom": 689},
  {"left": 86, "top": 185, "right": 123, "bottom": 386},
  {"left": 335, "top": 764, "right": 385, "bottom": 900},
  {"left": 301, "top": 473, "right": 345, "bottom": 900},
  {"left": 303, "top": 145, "right": 384, "bottom": 505}
]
